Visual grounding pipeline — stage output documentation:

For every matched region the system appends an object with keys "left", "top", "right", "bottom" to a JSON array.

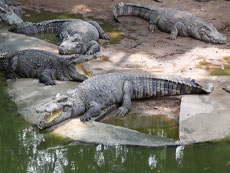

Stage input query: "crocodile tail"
[
  {"left": 181, "top": 79, "right": 214, "bottom": 94},
  {"left": 9, "top": 19, "right": 75, "bottom": 34},
  {"left": 131, "top": 75, "right": 213, "bottom": 99},
  {"left": 113, "top": 2, "right": 154, "bottom": 22},
  {"left": 200, "top": 83, "right": 214, "bottom": 94}
]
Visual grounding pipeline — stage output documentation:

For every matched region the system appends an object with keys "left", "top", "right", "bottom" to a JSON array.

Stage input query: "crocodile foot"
[
  {"left": 80, "top": 113, "right": 91, "bottom": 122},
  {"left": 44, "top": 80, "right": 56, "bottom": 86},
  {"left": 101, "top": 33, "right": 110, "bottom": 40},
  {"left": 116, "top": 107, "right": 129, "bottom": 118}
]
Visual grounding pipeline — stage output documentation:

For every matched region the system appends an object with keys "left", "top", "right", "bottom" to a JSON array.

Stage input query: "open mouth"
[{"left": 38, "top": 109, "right": 63, "bottom": 129}]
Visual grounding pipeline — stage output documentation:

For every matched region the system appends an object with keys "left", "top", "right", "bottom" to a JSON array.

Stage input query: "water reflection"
[
  {"left": 148, "top": 155, "right": 157, "bottom": 168},
  {"left": 17, "top": 126, "right": 68, "bottom": 173},
  {"left": 102, "top": 114, "right": 178, "bottom": 139},
  {"left": 2, "top": 121, "right": 230, "bottom": 173},
  {"left": 176, "top": 145, "right": 185, "bottom": 168}
]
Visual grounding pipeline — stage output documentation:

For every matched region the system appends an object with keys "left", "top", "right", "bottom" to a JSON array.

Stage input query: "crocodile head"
[
  {"left": 199, "top": 24, "right": 226, "bottom": 44},
  {"left": 58, "top": 32, "right": 87, "bottom": 55},
  {"left": 0, "top": 5, "right": 23, "bottom": 26},
  {"left": 36, "top": 93, "right": 85, "bottom": 129}
]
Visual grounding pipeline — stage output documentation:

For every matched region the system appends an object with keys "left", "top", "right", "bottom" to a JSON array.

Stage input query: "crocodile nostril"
[{"left": 59, "top": 44, "right": 65, "bottom": 49}]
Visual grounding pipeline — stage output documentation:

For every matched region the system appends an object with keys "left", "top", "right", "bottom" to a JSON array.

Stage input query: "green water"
[
  {"left": 1, "top": 73, "right": 230, "bottom": 173},
  {"left": 102, "top": 114, "right": 178, "bottom": 139}
]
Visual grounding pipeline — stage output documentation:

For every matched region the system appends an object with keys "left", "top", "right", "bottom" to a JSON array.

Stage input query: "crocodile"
[
  {"left": 0, "top": 49, "right": 99, "bottom": 85},
  {"left": 0, "top": 0, "right": 23, "bottom": 25},
  {"left": 6, "top": 19, "right": 110, "bottom": 55},
  {"left": 113, "top": 2, "right": 226, "bottom": 44},
  {"left": 36, "top": 73, "right": 213, "bottom": 129}
]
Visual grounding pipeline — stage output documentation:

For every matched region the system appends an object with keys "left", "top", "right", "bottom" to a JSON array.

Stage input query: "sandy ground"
[{"left": 15, "top": 0, "right": 230, "bottom": 78}]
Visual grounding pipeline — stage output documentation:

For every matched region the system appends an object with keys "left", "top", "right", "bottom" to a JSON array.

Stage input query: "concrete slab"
[
  {"left": 179, "top": 76, "right": 230, "bottom": 144},
  {"left": 0, "top": 29, "right": 58, "bottom": 53},
  {"left": 1, "top": 29, "right": 178, "bottom": 146}
]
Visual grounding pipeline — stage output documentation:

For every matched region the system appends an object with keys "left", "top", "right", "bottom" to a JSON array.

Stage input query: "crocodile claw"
[
  {"left": 116, "top": 107, "right": 129, "bottom": 118},
  {"left": 45, "top": 80, "right": 56, "bottom": 86},
  {"left": 6, "top": 73, "right": 20, "bottom": 79},
  {"left": 80, "top": 113, "right": 91, "bottom": 122},
  {"left": 102, "top": 33, "right": 110, "bottom": 40},
  {"left": 169, "top": 34, "right": 177, "bottom": 40},
  {"left": 86, "top": 50, "right": 93, "bottom": 55}
]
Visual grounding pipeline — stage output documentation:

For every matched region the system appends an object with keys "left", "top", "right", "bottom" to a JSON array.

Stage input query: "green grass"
[{"left": 196, "top": 57, "right": 230, "bottom": 76}]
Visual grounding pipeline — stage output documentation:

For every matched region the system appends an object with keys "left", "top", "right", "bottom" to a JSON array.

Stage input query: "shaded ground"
[{"left": 14, "top": 0, "right": 230, "bottom": 78}]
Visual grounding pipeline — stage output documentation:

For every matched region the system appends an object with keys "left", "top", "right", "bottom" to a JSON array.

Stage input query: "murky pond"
[
  {"left": 1, "top": 73, "right": 230, "bottom": 173},
  {"left": 102, "top": 113, "right": 178, "bottom": 139}
]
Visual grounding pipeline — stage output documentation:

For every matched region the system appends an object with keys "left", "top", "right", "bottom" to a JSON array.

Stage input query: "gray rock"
[{"left": 180, "top": 76, "right": 230, "bottom": 144}]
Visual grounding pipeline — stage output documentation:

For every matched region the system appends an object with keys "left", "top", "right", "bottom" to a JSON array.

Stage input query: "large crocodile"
[
  {"left": 6, "top": 19, "right": 111, "bottom": 55},
  {"left": 36, "top": 73, "right": 213, "bottom": 129},
  {"left": 0, "top": 49, "right": 99, "bottom": 85},
  {"left": 113, "top": 2, "right": 226, "bottom": 44}
]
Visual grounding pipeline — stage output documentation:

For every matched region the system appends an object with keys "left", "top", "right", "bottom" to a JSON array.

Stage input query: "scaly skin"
[
  {"left": 0, "top": 49, "right": 99, "bottom": 85},
  {"left": 114, "top": 2, "right": 227, "bottom": 44},
  {"left": 8, "top": 19, "right": 110, "bottom": 55},
  {"left": 36, "top": 73, "right": 214, "bottom": 129}
]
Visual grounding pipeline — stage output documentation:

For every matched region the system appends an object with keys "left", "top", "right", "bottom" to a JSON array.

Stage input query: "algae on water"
[{"left": 102, "top": 113, "right": 178, "bottom": 139}]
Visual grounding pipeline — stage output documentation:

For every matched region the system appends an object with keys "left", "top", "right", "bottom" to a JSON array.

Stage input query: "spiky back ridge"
[
  {"left": 9, "top": 19, "right": 75, "bottom": 34},
  {"left": 80, "top": 73, "right": 212, "bottom": 100},
  {"left": 114, "top": 2, "right": 161, "bottom": 21},
  {"left": 130, "top": 74, "right": 207, "bottom": 99}
]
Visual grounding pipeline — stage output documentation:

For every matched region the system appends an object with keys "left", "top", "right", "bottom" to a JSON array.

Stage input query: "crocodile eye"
[
  {"left": 200, "top": 26, "right": 211, "bottom": 35},
  {"left": 57, "top": 97, "right": 68, "bottom": 103},
  {"left": 63, "top": 105, "right": 71, "bottom": 112},
  {"left": 75, "top": 43, "right": 81, "bottom": 48}
]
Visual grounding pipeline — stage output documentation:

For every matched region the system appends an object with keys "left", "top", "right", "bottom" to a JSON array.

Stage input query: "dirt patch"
[{"left": 15, "top": 0, "right": 230, "bottom": 78}]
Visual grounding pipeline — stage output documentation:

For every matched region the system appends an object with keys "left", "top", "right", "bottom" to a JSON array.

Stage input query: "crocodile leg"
[
  {"left": 39, "top": 69, "right": 56, "bottom": 85},
  {"left": 116, "top": 81, "right": 133, "bottom": 117},
  {"left": 86, "top": 40, "right": 100, "bottom": 55},
  {"left": 148, "top": 14, "right": 161, "bottom": 32},
  {"left": 6, "top": 56, "right": 20, "bottom": 79},
  {"left": 148, "top": 23, "right": 158, "bottom": 32},
  {"left": 88, "top": 21, "right": 110, "bottom": 40},
  {"left": 80, "top": 101, "right": 101, "bottom": 122},
  {"left": 169, "top": 22, "right": 186, "bottom": 40}
]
